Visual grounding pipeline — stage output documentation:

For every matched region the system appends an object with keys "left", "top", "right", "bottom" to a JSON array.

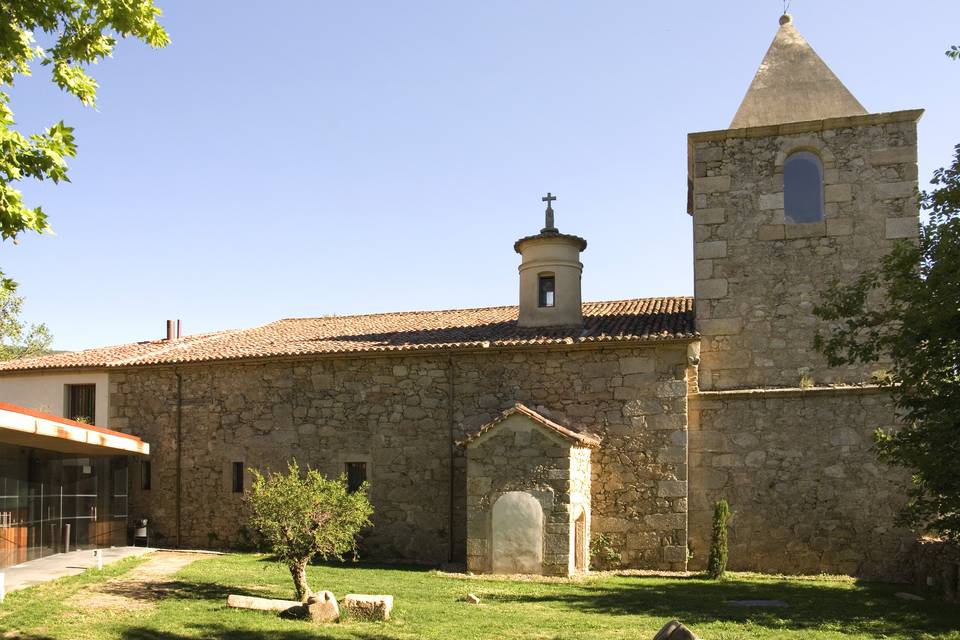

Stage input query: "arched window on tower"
[{"left": 783, "top": 151, "right": 824, "bottom": 224}]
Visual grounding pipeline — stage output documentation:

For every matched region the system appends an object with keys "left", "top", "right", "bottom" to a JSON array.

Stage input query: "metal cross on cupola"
[{"left": 541, "top": 192, "right": 558, "bottom": 233}]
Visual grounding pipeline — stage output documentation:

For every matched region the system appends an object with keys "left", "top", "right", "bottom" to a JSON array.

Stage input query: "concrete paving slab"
[{"left": 1, "top": 546, "right": 155, "bottom": 594}]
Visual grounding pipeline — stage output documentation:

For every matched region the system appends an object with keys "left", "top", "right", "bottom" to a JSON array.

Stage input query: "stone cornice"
[
  {"left": 691, "top": 385, "right": 890, "bottom": 401},
  {"left": 688, "top": 109, "right": 924, "bottom": 144}
]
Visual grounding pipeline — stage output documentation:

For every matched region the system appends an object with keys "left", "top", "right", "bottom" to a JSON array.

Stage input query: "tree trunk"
[{"left": 289, "top": 560, "right": 311, "bottom": 602}]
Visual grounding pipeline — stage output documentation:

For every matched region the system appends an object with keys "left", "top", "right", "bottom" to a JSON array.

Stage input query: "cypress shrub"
[{"left": 707, "top": 498, "right": 730, "bottom": 579}]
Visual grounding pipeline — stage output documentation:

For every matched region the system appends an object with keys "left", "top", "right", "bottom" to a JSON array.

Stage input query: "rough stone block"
[
  {"left": 653, "top": 619, "right": 700, "bottom": 640},
  {"left": 343, "top": 594, "right": 394, "bottom": 621},
  {"left": 698, "top": 318, "right": 742, "bottom": 336},
  {"left": 784, "top": 221, "right": 825, "bottom": 239},
  {"left": 656, "top": 380, "right": 688, "bottom": 398},
  {"left": 695, "top": 240, "right": 727, "bottom": 260},
  {"left": 876, "top": 181, "right": 917, "bottom": 199},
  {"left": 226, "top": 594, "right": 302, "bottom": 612},
  {"left": 696, "top": 146, "right": 723, "bottom": 163},
  {"left": 759, "top": 193, "right": 784, "bottom": 210},
  {"left": 694, "top": 259, "right": 714, "bottom": 280},
  {"left": 657, "top": 480, "right": 687, "bottom": 498},
  {"left": 696, "top": 278, "right": 728, "bottom": 300},
  {"left": 745, "top": 450, "right": 766, "bottom": 467},
  {"left": 644, "top": 512, "right": 686, "bottom": 530},
  {"left": 826, "top": 217, "right": 854, "bottom": 236},
  {"left": 694, "top": 207, "right": 725, "bottom": 225},
  {"left": 885, "top": 217, "right": 919, "bottom": 239},
  {"left": 620, "top": 357, "right": 655, "bottom": 375},
  {"left": 694, "top": 175, "right": 731, "bottom": 195},
  {"left": 870, "top": 146, "right": 916, "bottom": 166},
  {"left": 757, "top": 224, "right": 785, "bottom": 241},
  {"left": 306, "top": 591, "right": 340, "bottom": 623},
  {"left": 824, "top": 184, "right": 852, "bottom": 203},
  {"left": 662, "top": 546, "right": 688, "bottom": 564}
]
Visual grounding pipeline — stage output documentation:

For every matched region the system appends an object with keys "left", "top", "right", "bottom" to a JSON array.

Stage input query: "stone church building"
[{"left": 0, "top": 16, "right": 923, "bottom": 579}]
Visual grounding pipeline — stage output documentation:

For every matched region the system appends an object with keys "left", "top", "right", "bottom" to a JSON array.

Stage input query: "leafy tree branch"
[{"left": 0, "top": 1, "right": 168, "bottom": 287}]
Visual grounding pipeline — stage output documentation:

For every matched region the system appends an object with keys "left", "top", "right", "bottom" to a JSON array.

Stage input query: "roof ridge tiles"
[
  {"left": 107, "top": 328, "right": 249, "bottom": 366},
  {"left": 0, "top": 296, "right": 696, "bottom": 372},
  {"left": 271, "top": 295, "right": 693, "bottom": 324}
]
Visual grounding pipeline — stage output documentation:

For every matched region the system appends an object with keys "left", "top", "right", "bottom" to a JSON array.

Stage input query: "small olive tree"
[{"left": 247, "top": 460, "right": 373, "bottom": 601}]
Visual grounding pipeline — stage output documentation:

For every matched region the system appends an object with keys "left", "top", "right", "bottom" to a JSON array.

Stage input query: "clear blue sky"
[{"left": 7, "top": 1, "right": 960, "bottom": 350}]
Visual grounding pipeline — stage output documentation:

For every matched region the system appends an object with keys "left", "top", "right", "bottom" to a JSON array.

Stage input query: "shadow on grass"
[
  {"left": 486, "top": 576, "right": 957, "bottom": 637},
  {"left": 119, "top": 626, "right": 393, "bottom": 640},
  {"left": 89, "top": 578, "right": 268, "bottom": 603},
  {"left": 253, "top": 553, "right": 435, "bottom": 574}
]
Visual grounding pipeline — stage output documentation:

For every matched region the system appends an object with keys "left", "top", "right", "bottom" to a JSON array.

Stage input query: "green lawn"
[{"left": 1, "top": 553, "right": 957, "bottom": 639}]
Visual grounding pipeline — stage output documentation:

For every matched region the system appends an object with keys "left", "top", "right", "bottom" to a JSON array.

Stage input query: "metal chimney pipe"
[
  {"left": 176, "top": 319, "right": 182, "bottom": 339},
  {"left": 166, "top": 320, "right": 175, "bottom": 341}
]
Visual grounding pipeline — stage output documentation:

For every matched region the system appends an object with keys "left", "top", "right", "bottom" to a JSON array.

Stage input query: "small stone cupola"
[{"left": 514, "top": 193, "right": 587, "bottom": 328}]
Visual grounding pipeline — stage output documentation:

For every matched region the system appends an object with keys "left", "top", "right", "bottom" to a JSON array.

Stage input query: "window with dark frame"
[
  {"left": 345, "top": 462, "right": 367, "bottom": 493},
  {"left": 231, "top": 461, "right": 244, "bottom": 493},
  {"left": 141, "top": 460, "right": 152, "bottom": 491},
  {"left": 538, "top": 275, "right": 556, "bottom": 308},
  {"left": 66, "top": 384, "right": 96, "bottom": 423}
]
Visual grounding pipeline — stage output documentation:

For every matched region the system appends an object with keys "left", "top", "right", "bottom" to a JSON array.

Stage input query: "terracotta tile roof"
[
  {"left": 460, "top": 403, "right": 601, "bottom": 448},
  {"left": 0, "top": 297, "right": 695, "bottom": 372}
]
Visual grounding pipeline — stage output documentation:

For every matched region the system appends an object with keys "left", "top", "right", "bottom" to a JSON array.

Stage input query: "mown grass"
[{"left": 1, "top": 553, "right": 957, "bottom": 639}]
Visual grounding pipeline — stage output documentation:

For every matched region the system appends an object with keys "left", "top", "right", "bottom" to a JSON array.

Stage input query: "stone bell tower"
[
  {"left": 515, "top": 193, "right": 587, "bottom": 328},
  {"left": 688, "top": 14, "right": 923, "bottom": 390}
]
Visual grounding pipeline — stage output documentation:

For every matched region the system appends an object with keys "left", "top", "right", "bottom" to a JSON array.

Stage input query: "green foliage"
[
  {"left": 589, "top": 532, "right": 622, "bottom": 569},
  {"left": 947, "top": 45, "right": 959, "bottom": 60},
  {"left": 0, "top": 280, "right": 50, "bottom": 359},
  {"left": 813, "top": 144, "right": 960, "bottom": 541},
  {"left": 707, "top": 499, "right": 729, "bottom": 579},
  {"left": 0, "top": 1, "right": 168, "bottom": 291},
  {"left": 247, "top": 460, "right": 373, "bottom": 601}
]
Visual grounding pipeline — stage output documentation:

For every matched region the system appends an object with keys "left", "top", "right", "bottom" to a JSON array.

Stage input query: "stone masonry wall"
[
  {"left": 111, "top": 342, "right": 691, "bottom": 569},
  {"left": 465, "top": 419, "right": 587, "bottom": 576},
  {"left": 688, "top": 386, "right": 915, "bottom": 580},
  {"left": 690, "top": 112, "right": 921, "bottom": 390}
]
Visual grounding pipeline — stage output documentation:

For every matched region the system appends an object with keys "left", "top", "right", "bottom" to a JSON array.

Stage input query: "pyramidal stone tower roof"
[{"left": 730, "top": 14, "right": 868, "bottom": 128}]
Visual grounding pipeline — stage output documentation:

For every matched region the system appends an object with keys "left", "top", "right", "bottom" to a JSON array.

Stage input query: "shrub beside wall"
[{"left": 707, "top": 499, "right": 729, "bottom": 580}]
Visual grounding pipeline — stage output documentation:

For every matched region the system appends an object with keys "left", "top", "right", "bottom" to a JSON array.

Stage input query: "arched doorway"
[{"left": 492, "top": 491, "right": 543, "bottom": 574}]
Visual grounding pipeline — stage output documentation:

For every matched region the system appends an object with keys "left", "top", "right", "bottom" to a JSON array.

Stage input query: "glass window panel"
[
  {"left": 0, "top": 446, "right": 136, "bottom": 567},
  {"left": 784, "top": 151, "right": 825, "bottom": 224}
]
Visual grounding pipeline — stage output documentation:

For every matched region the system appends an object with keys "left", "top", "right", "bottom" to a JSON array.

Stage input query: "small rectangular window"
[
  {"left": 141, "top": 460, "right": 152, "bottom": 491},
  {"left": 232, "top": 462, "right": 244, "bottom": 493},
  {"left": 538, "top": 275, "right": 555, "bottom": 308},
  {"left": 66, "top": 384, "right": 96, "bottom": 423},
  {"left": 345, "top": 462, "right": 367, "bottom": 493}
]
